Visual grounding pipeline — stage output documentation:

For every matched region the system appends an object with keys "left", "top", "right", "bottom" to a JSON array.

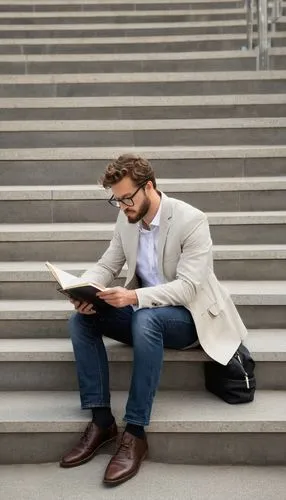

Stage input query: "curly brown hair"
[{"left": 100, "top": 153, "right": 157, "bottom": 189}]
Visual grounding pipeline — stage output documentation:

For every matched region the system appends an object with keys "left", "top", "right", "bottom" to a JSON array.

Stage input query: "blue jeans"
[{"left": 69, "top": 305, "right": 198, "bottom": 427}]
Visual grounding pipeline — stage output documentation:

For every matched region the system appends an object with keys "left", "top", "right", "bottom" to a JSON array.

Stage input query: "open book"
[{"left": 45, "top": 262, "right": 113, "bottom": 310}]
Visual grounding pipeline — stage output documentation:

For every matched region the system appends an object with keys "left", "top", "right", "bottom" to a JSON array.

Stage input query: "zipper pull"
[{"left": 237, "top": 352, "right": 250, "bottom": 389}]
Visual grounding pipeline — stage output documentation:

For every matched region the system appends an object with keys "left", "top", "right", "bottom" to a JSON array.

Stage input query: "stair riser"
[
  {"left": 0, "top": 306, "right": 285, "bottom": 339},
  {"left": 0, "top": 227, "right": 285, "bottom": 262},
  {"left": 2, "top": 77, "right": 286, "bottom": 98},
  {"left": 2, "top": 260, "right": 286, "bottom": 302},
  {"left": 2, "top": 104, "right": 285, "bottom": 119},
  {"left": 3, "top": 261, "right": 286, "bottom": 301},
  {"left": 0, "top": 361, "right": 284, "bottom": 391},
  {"left": 1, "top": 158, "right": 285, "bottom": 186},
  {"left": 0, "top": 39, "right": 248, "bottom": 55},
  {"left": 0, "top": 320, "right": 68, "bottom": 339},
  {"left": 0, "top": 57, "right": 256, "bottom": 75},
  {"left": 1, "top": 191, "right": 286, "bottom": 224},
  {"left": 0, "top": 2, "right": 246, "bottom": 13},
  {"left": 1, "top": 129, "right": 286, "bottom": 148},
  {"left": 150, "top": 433, "right": 286, "bottom": 465},
  {"left": 272, "top": 38, "right": 286, "bottom": 48},
  {"left": 0, "top": 13, "right": 247, "bottom": 25},
  {"left": 0, "top": 26, "right": 250, "bottom": 39},
  {"left": 0, "top": 432, "right": 285, "bottom": 465},
  {"left": 238, "top": 306, "right": 286, "bottom": 329}
]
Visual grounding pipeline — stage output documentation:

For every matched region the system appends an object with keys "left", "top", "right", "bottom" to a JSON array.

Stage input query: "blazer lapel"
[
  {"left": 157, "top": 193, "right": 173, "bottom": 277},
  {"left": 125, "top": 222, "right": 139, "bottom": 281}
]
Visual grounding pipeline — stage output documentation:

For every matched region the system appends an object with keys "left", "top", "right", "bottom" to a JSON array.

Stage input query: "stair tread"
[
  {"left": 0, "top": 212, "right": 286, "bottom": 238},
  {"left": 1, "top": 145, "right": 286, "bottom": 161},
  {"left": 3, "top": 68, "right": 286, "bottom": 85},
  {"left": 0, "top": 19, "right": 251, "bottom": 30},
  {"left": 0, "top": 248, "right": 286, "bottom": 277},
  {"left": 0, "top": 280, "right": 285, "bottom": 317},
  {"left": 0, "top": 33, "right": 268, "bottom": 43},
  {"left": 2, "top": 117, "right": 286, "bottom": 132},
  {"left": 0, "top": 459, "right": 285, "bottom": 500},
  {"left": 0, "top": 0, "right": 246, "bottom": 5},
  {"left": 0, "top": 330, "right": 285, "bottom": 361},
  {"left": 1, "top": 177, "right": 286, "bottom": 200},
  {"left": 0, "top": 390, "right": 285, "bottom": 432},
  {"left": 2, "top": 94, "right": 286, "bottom": 107},
  {"left": 0, "top": 8, "right": 247, "bottom": 19}
]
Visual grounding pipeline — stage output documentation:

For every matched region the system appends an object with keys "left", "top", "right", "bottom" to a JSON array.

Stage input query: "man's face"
[{"left": 111, "top": 176, "right": 151, "bottom": 224}]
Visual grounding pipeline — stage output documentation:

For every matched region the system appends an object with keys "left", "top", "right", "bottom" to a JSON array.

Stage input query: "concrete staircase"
[{"left": 0, "top": 0, "right": 286, "bottom": 467}]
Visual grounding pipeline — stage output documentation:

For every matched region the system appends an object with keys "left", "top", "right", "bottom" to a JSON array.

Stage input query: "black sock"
[
  {"left": 125, "top": 423, "right": 145, "bottom": 440},
  {"left": 91, "top": 407, "right": 114, "bottom": 429}
]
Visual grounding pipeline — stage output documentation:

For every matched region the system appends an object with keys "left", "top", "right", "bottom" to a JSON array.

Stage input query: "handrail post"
[
  {"left": 256, "top": 0, "right": 270, "bottom": 70},
  {"left": 246, "top": 0, "right": 254, "bottom": 49}
]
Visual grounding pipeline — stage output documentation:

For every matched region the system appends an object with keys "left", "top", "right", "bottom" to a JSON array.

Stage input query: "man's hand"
[
  {"left": 70, "top": 299, "right": 96, "bottom": 315},
  {"left": 97, "top": 287, "right": 138, "bottom": 308}
]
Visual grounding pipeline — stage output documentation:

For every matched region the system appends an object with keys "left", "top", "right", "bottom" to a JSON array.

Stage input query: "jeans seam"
[
  {"left": 82, "top": 403, "right": 111, "bottom": 409},
  {"left": 123, "top": 416, "right": 148, "bottom": 426}
]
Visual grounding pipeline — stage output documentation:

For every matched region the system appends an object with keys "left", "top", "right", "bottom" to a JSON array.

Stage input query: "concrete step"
[
  {"left": 0, "top": 0, "right": 247, "bottom": 12},
  {"left": 0, "top": 389, "right": 285, "bottom": 464},
  {"left": 0, "top": 34, "right": 255, "bottom": 56},
  {"left": 0, "top": 51, "right": 262, "bottom": 74},
  {"left": 2, "top": 66, "right": 286, "bottom": 95},
  {"left": 0, "top": 51, "right": 259, "bottom": 74},
  {"left": 0, "top": 9, "right": 248, "bottom": 27},
  {"left": 0, "top": 213, "right": 286, "bottom": 262},
  {"left": 0, "top": 281, "right": 285, "bottom": 337},
  {"left": 4, "top": 16, "right": 283, "bottom": 37},
  {"left": 1, "top": 117, "right": 286, "bottom": 148},
  {"left": 0, "top": 20, "right": 255, "bottom": 39},
  {"left": 0, "top": 330, "right": 285, "bottom": 391},
  {"left": 1, "top": 460, "right": 286, "bottom": 500},
  {"left": 1, "top": 246, "right": 286, "bottom": 294},
  {"left": 1, "top": 146, "right": 286, "bottom": 185},
  {"left": 2, "top": 68, "right": 286, "bottom": 99},
  {"left": 2, "top": 33, "right": 286, "bottom": 56},
  {"left": 1, "top": 178, "right": 286, "bottom": 224},
  {"left": 277, "top": 16, "right": 286, "bottom": 31},
  {"left": 5, "top": 33, "right": 286, "bottom": 55},
  {"left": 2, "top": 94, "right": 286, "bottom": 120}
]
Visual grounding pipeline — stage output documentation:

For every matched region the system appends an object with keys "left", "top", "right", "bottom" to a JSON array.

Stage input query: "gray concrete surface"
[{"left": 1, "top": 458, "right": 286, "bottom": 500}]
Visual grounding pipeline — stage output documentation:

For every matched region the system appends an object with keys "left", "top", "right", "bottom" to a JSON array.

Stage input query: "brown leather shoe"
[
  {"left": 60, "top": 421, "right": 117, "bottom": 468},
  {"left": 103, "top": 431, "right": 148, "bottom": 486}
]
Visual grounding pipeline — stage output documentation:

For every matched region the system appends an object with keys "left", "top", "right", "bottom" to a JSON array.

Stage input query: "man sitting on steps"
[{"left": 60, "top": 153, "right": 247, "bottom": 486}]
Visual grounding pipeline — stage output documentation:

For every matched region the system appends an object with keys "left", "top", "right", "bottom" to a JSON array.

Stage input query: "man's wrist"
[{"left": 129, "top": 290, "right": 138, "bottom": 306}]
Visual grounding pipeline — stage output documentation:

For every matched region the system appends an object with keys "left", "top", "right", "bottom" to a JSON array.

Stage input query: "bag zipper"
[{"left": 235, "top": 352, "right": 250, "bottom": 389}]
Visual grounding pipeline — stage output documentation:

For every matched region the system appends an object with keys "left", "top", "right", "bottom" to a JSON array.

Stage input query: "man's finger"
[
  {"left": 97, "top": 288, "right": 117, "bottom": 298},
  {"left": 82, "top": 303, "right": 94, "bottom": 311}
]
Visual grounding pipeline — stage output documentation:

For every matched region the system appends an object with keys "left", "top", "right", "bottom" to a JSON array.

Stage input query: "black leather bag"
[{"left": 204, "top": 344, "right": 256, "bottom": 404}]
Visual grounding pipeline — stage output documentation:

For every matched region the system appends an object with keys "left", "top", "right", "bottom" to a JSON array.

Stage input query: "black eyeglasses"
[{"left": 108, "top": 181, "right": 148, "bottom": 208}]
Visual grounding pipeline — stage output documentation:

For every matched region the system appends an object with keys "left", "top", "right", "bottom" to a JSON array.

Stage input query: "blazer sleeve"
[
  {"left": 80, "top": 216, "right": 126, "bottom": 287},
  {"left": 135, "top": 213, "right": 212, "bottom": 309}
]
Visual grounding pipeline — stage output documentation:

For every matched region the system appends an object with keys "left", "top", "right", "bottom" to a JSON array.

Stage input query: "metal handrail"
[{"left": 246, "top": 0, "right": 283, "bottom": 70}]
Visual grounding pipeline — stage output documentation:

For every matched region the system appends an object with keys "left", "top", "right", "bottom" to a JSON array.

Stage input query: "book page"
[
  {"left": 46, "top": 262, "right": 82, "bottom": 289},
  {"left": 67, "top": 282, "right": 106, "bottom": 292}
]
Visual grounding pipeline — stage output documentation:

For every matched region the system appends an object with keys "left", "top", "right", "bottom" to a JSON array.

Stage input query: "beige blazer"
[{"left": 82, "top": 192, "right": 248, "bottom": 365}]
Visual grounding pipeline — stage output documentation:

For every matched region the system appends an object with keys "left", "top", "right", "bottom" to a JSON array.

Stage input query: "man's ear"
[{"left": 145, "top": 180, "right": 153, "bottom": 192}]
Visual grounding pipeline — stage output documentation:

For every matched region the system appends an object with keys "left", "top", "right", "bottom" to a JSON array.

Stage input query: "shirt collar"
[{"left": 139, "top": 199, "right": 162, "bottom": 232}]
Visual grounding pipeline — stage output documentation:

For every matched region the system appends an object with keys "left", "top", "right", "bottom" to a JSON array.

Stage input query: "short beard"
[{"left": 125, "top": 196, "right": 150, "bottom": 224}]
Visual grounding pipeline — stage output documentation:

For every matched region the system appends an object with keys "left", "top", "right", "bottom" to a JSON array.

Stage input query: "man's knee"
[
  {"left": 68, "top": 312, "right": 96, "bottom": 342},
  {"left": 131, "top": 308, "right": 163, "bottom": 344}
]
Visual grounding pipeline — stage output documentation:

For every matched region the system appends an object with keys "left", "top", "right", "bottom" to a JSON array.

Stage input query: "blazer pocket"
[{"left": 207, "top": 302, "right": 223, "bottom": 317}]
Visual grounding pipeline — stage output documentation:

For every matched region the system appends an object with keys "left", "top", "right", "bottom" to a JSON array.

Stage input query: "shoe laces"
[
  {"left": 116, "top": 437, "right": 133, "bottom": 460},
  {"left": 80, "top": 422, "right": 93, "bottom": 445}
]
